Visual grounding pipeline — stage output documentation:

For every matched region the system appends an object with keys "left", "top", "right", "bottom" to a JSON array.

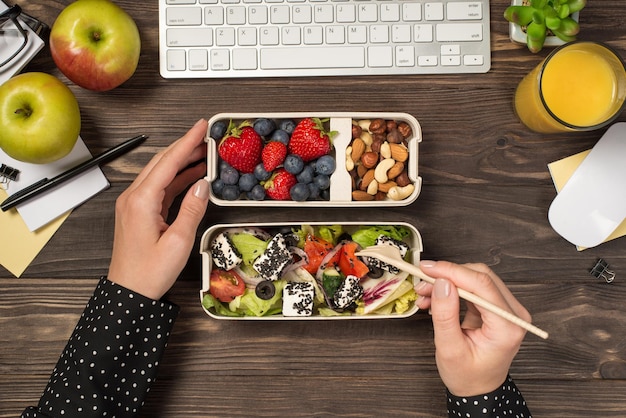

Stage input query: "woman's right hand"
[{"left": 415, "top": 261, "right": 531, "bottom": 397}]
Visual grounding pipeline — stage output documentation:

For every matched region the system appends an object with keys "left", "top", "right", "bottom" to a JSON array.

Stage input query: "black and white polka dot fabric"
[
  {"left": 21, "top": 278, "right": 179, "bottom": 418},
  {"left": 447, "top": 375, "right": 531, "bottom": 417}
]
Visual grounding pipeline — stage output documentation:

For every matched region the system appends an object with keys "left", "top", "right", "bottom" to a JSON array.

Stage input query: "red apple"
[
  {"left": 50, "top": 0, "right": 141, "bottom": 92},
  {"left": 0, "top": 72, "right": 81, "bottom": 164}
]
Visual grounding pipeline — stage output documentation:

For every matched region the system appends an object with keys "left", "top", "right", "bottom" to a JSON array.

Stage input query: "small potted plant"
[{"left": 505, "top": 0, "right": 586, "bottom": 53}]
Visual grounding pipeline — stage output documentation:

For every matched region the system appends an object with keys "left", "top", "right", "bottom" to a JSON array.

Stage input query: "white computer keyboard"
[{"left": 159, "top": 0, "right": 491, "bottom": 78}]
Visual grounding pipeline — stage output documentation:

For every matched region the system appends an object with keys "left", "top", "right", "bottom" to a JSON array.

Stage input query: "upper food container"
[{"left": 205, "top": 112, "right": 422, "bottom": 207}]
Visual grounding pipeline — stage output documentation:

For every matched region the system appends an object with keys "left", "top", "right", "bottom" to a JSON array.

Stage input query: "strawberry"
[
  {"left": 262, "top": 141, "right": 287, "bottom": 171},
  {"left": 263, "top": 168, "right": 297, "bottom": 200},
  {"left": 218, "top": 121, "right": 262, "bottom": 173},
  {"left": 288, "top": 118, "right": 334, "bottom": 162}
]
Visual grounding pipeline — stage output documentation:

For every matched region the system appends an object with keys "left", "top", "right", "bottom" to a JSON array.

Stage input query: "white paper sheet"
[{"left": 1, "top": 137, "right": 109, "bottom": 231}]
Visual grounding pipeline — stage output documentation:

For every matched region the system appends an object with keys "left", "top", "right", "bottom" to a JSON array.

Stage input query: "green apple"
[
  {"left": 0, "top": 72, "right": 81, "bottom": 164},
  {"left": 50, "top": 0, "right": 141, "bottom": 92}
]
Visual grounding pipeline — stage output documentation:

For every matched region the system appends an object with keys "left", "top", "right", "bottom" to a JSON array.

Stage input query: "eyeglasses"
[{"left": 0, "top": 5, "right": 29, "bottom": 69}]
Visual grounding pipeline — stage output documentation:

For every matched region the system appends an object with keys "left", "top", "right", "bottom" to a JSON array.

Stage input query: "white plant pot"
[{"left": 509, "top": 0, "right": 580, "bottom": 48}]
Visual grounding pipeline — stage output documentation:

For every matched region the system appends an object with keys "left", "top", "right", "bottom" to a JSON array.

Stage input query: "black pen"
[{"left": 1, "top": 134, "right": 148, "bottom": 212}]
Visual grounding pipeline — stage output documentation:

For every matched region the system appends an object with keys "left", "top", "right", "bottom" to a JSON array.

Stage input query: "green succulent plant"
[{"left": 504, "top": 0, "right": 586, "bottom": 53}]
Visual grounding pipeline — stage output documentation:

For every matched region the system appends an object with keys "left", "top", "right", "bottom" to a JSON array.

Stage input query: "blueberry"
[
  {"left": 296, "top": 164, "right": 314, "bottom": 183},
  {"left": 220, "top": 164, "right": 239, "bottom": 185},
  {"left": 247, "top": 184, "right": 266, "bottom": 201},
  {"left": 221, "top": 184, "right": 240, "bottom": 200},
  {"left": 211, "top": 179, "right": 224, "bottom": 196},
  {"left": 315, "top": 155, "right": 336, "bottom": 175},
  {"left": 289, "top": 183, "right": 310, "bottom": 201},
  {"left": 255, "top": 280, "right": 276, "bottom": 300},
  {"left": 270, "top": 129, "right": 290, "bottom": 145},
  {"left": 320, "top": 188, "right": 331, "bottom": 201},
  {"left": 307, "top": 182, "right": 320, "bottom": 200},
  {"left": 253, "top": 163, "right": 272, "bottom": 181},
  {"left": 210, "top": 120, "right": 228, "bottom": 140},
  {"left": 279, "top": 119, "right": 296, "bottom": 134},
  {"left": 314, "top": 174, "right": 330, "bottom": 190},
  {"left": 253, "top": 118, "right": 276, "bottom": 137},
  {"left": 284, "top": 154, "right": 304, "bottom": 174},
  {"left": 238, "top": 173, "right": 257, "bottom": 192}
]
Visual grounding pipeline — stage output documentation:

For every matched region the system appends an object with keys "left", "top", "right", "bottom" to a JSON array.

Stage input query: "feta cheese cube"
[
  {"left": 253, "top": 233, "right": 292, "bottom": 281},
  {"left": 211, "top": 232, "right": 243, "bottom": 271},
  {"left": 333, "top": 275, "right": 364, "bottom": 309},
  {"left": 367, "top": 236, "right": 410, "bottom": 274},
  {"left": 283, "top": 282, "right": 315, "bottom": 316}
]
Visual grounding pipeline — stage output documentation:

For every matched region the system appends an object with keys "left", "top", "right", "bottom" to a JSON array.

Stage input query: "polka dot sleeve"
[
  {"left": 446, "top": 375, "right": 532, "bottom": 418},
  {"left": 21, "top": 277, "right": 179, "bottom": 418}
]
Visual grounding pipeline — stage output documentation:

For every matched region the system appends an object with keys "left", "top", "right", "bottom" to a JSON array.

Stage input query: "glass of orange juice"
[{"left": 514, "top": 41, "right": 626, "bottom": 133}]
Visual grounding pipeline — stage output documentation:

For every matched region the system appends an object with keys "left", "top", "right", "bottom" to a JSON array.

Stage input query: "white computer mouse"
[{"left": 548, "top": 122, "right": 626, "bottom": 248}]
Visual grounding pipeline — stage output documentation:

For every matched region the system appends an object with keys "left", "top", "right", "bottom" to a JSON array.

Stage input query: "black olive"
[
  {"left": 368, "top": 265, "right": 384, "bottom": 279},
  {"left": 255, "top": 280, "right": 276, "bottom": 300}
]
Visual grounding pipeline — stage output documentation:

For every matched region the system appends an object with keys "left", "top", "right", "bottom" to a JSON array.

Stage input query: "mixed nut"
[{"left": 348, "top": 118, "right": 415, "bottom": 201}]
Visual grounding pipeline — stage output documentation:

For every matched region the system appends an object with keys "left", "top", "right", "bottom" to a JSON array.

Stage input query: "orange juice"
[{"left": 514, "top": 42, "right": 626, "bottom": 133}]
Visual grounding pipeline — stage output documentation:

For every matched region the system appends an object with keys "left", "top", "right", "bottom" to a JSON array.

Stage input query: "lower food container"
[
  {"left": 199, "top": 222, "right": 423, "bottom": 320},
  {"left": 205, "top": 112, "right": 422, "bottom": 207}
]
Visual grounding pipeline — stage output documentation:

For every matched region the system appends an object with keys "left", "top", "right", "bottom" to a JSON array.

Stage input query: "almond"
[
  {"left": 350, "top": 138, "right": 366, "bottom": 162},
  {"left": 387, "top": 161, "right": 404, "bottom": 179},
  {"left": 352, "top": 190, "right": 375, "bottom": 201},
  {"left": 389, "top": 143, "right": 409, "bottom": 162},
  {"left": 378, "top": 180, "right": 397, "bottom": 193},
  {"left": 359, "top": 168, "right": 376, "bottom": 191}
]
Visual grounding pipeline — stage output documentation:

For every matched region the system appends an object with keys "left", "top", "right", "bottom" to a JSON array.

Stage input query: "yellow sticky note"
[
  {"left": 0, "top": 188, "right": 69, "bottom": 277},
  {"left": 548, "top": 150, "right": 626, "bottom": 250}
]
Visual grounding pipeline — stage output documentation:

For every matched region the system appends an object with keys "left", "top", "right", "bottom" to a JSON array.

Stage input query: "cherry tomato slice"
[
  {"left": 338, "top": 242, "right": 369, "bottom": 279},
  {"left": 210, "top": 268, "right": 246, "bottom": 302},
  {"left": 302, "top": 234, "right": 333, "bottom": 274}
]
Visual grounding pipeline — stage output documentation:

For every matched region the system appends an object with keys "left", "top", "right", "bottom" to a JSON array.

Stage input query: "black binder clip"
[
  {"left": 0, "top": 164, "right": 20, "bottom": 189},
  {"left": 590, "top": 258, "right": 615, "bottom": 283}
]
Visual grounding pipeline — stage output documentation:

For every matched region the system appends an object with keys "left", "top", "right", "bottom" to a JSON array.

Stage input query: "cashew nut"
[
  {"left": 345, "top": 148, "right": 355, "bottom": 171},
  {"left": 360, "top": 131, "right": 373, "bottom": 147},
  {"left": 380, "top": 141, "right": 391, "bottom": 159},
  {"left": 374, "top": 158, "right": 396, "bottom": 184},
  {"left": 366, "top": 179, "right": 378, "bottom": 195},
  {"left": 387, "top": 184, "right": 415, "bottom": 201}
]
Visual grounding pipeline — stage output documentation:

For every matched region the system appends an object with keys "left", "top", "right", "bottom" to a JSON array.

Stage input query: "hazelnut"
[
  {"left": 395, "top": 171, "right": 411, "bottom": 187},
  {"left": 351, "top": 124, "right": 362, "bottom": 139},
  {"left": 369, "top": 118, "right": 386, "bottom": 134},
  {"left": 397, "top": 122, "right": 412, "bottom": 139},
  {"left": 361, "top": 151, "right": 379, "bottom": 169},
  {"left": 370, "top": 139, "right": 383, "bottom": 154},
  {"left": 386, "top": 120, "right": 397, "bottom": 131},
  {"left": 386, "top": 128, "right": 404, "bottom": 144}
]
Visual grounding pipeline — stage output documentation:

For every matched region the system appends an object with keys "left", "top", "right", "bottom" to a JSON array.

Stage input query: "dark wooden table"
[{"left": 2, "top": 1, "right": 626, "bottom": 416}]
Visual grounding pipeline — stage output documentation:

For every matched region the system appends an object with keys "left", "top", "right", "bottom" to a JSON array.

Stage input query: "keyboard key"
[
  {"left": 205, "top": 6, "right": 224, "bottom": 24},
  {"left": 282, "top": 26, "right": 302, "bottom": 44},
  {"left": 260, "top": 46, "right": 365, "bottom": 69},
  {"left": 166, "top": 7, "right": 202, "bottom": 25},
  {"left": 447, "top": 2, "right": 482, "bottom": 20},
  {"left": 380, "top": 3, "right": 400, "bottom": 22},
  {"left": 414, "top": 24, "right": 433, "bottom": 42},
  {"left": 189, "top": 49, "right": 209, "bottom": 70},
  {"left": 216, "top": 27, "right": 236, "bottom": 45},
  {"left": 304, "top": 25, "right": 323, "bottom": 44},
  {"left": 167, "top": 49, "right": 186, "bottom": 70},
  {"left": 233, "top": 48, "right": 258, "bottom": 69},
  {"left": 238, "top": 27, "right": 257, "bottom": 45},
  {"left": 357, "top": 3, "right": 377, "bottom": 22},
  {"left": 167, "top": 28, "right": 213, "bottom": 46},
  {"left": 402, "top": 3, "right": 421, "bottom": 22},
  {"left": 293, "top": 5, "right": 312, "bottom": 23},
  {"left": 418, "top": 55, "right": 437, "bottom": 66},
  {"left": 260, "top": 26, "right": 280, "bottom": 44},
  {"left": 210, "top": 49, "right": 230, "bottom": 69},
  {"left": 464, "top": 54, "right": 484, "bottom": 65},
  {"left": 226, "top": 6, "right": 246, "bottom": 24},
  {"left": 368, "top": 46, "right": 393, "bottom": 67},
  {"left": 395, "top": 45, "right": 415, "bottom": 66},
  {"left": 248, "top": 5, "right": 268, "bottom": 23},
  {"left": 436, "top": 23, "right": 482, "bottom": 42},
  {"left": 441, "top": 55, "right": 461, "bottom": 66},
  {"left": 424, "top": 3, "right": 443, "bottom": 21}
]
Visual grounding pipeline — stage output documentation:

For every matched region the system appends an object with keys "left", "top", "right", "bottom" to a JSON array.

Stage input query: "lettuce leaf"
[
  {"left": 230, "top": 232, "right": 268, "bottom": 266},
  {"left": 351, "top": 225, "right": 411, "bottom": 249},
  {"left": 318, "top": 225, "right": 344, "bottom": 245}
]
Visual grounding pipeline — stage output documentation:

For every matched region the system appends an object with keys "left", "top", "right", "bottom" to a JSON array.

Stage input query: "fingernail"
[
  {"left": 434, "top": 278, "right": 450, "bottom": 299},
  {"left": 414, "top": 281, "right": 428, "bottom": 293},
  {"left": 193, "top": 179, "right": 210, "bottom": 200},
  {"left": 420, "top": 260, "right": 437, "bottom": 268},
  {"left": 194, "top": 118, "right": 206, "bottom": 127}
]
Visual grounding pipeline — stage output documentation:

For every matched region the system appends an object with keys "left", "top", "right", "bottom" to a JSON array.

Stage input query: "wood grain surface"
[{"left": 2, "top": 0, "right": 626, "bottom": 416}]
